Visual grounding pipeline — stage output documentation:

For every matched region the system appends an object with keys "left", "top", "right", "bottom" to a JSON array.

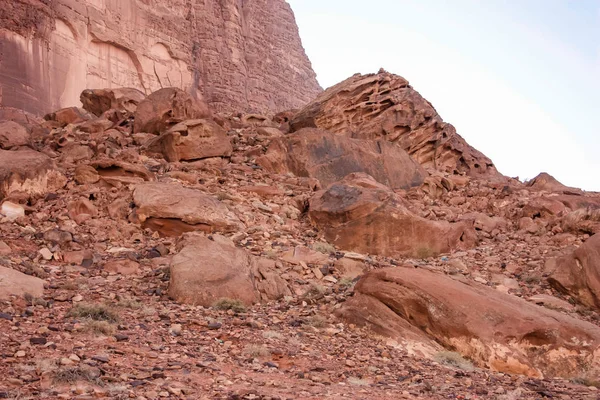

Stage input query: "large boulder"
[
  {"left": 144, "top": 119, "right": 232, "bottom": 162},
  {"left": 169, "top": 234, "right": 258, "bottom": 306},
  {"left": 80, "top": 88, "right": 146, "bottom": 116},
  {"left": 290, "top": 70, "right": 499, "bottom": 177},
  {"left": 0, "top": 149, "right": 65, "bottom": 200},
  {"left": 337, "top": 267, "right": 600, "bottom": 378},
  {"left": 308, "top": 173, "right": 475, "bottom": 258},
  {"left": 133, "top": 183, "right": 242, "bottom": 236},
  {"left": 257, "top": 128, "right": 426, "bottom": 190},
  {"left": 546, "top": 234, "right": 600, "bottom": 309},
  {"left": 133, "top": 88, "right": 211, "bottom": 134},
  {"left": 526, "top": 172, "right": 582, "bottom": 194},
  {"left": 0, "top": 121, "right": 30, "bottom": 149},
  {"left": 0, "top": 266, "right": 44, "bottom": 300}
]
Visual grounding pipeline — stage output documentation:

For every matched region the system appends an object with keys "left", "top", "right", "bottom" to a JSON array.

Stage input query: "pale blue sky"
[{"left": 288, "top": 0, "right": 600, "bottom": 191}]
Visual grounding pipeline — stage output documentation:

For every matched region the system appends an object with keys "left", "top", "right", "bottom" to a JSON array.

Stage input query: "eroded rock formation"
[
  {"left": 290, "top": 70, "right": 499, "bottom": 177},
  {"left": 0, "top": 0, "right": 321, "bottom": 115}
]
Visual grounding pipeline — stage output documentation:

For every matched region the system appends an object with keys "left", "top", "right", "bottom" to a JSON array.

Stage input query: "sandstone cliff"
[{"left": 0, "top": 0, "right": 321, "bottom": 116}]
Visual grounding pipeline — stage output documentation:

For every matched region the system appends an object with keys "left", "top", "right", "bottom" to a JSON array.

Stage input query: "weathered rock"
[
  {"left": 253, "top": 259, "right": 293, "bottom": 301},
  {"left": 0, "top": 121, "right": 30, "bottom": 149},
  {"left": 90, "top": 159, "right": 154, "bottom": 184},
  {"left": 0, "top": 266, "right": 44, "bottom": 300},
  {"left": 546, "top": 234, "right": 600, "bottom": 309},
  {"left": 257, "top": 128, "right": 427, "bottom": 190},
  {"left": 169, "top": 234, "right": 258, "bottom": 306},
  {"left": 68, "top": 198, "right": 98, "bottom": 223},
  {"left": 338, "top": 266, "right": 600, "bottom": 378},
  {"left": 74, "top": 165, "right": 100, "bottom": 185},
  {"left": 0, "top": 149, "right": 65, "bottom": 200},
  {"left": 290, "top": 70, "right": 499, "bottom": 177},
  {"left": 334, "top": 258, "right": 368, "bottom": 280},
  {"left": 308, "top": 173, "right": 476, "bottom": 258},
  {"left": 44, "top": 107, "right": 91, "bottom": 127},
  {"left": 526, "top": 172, "right": 582, "bottom": 194},
  {"left": 133, "top": 183, "right": 243, "bottom": 236},
  {"left": 144, "top": 119, "right": 232, "bottom": 162},
  {"left": 1, "top": 201, "right": 25, "bottom": 221},
  {"left": 133, "top": 88, "right": 211, "bottom": 134},
  {"left": 0, "top": 0, "right": 320, "bottom": 115},
  {"left": 80, "top": 88, "right": 146, "bottom": 116},
  {"left": 104, "top": 259, "right": 140, "bottom": 276}
]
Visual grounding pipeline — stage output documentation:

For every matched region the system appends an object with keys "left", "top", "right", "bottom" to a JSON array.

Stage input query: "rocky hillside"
[
  {"left": 1, "top": 71, "right": 600, "bottom": 399},
  {"left": 0, "top": 0, "right": 321, "bottom": 116}
]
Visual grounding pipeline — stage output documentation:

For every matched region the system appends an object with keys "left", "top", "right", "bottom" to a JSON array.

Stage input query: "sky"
[{"left": 287, "top": 0, "right": 600, "bottom": 191}]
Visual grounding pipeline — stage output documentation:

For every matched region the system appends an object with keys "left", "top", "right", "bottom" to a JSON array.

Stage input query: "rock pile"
[{"left": 1, "top": 78, "right": 600, "bottom": 398}]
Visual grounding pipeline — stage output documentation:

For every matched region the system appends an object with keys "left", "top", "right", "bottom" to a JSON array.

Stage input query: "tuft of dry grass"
[
  {"left": 81, "top": 320, "right": 116, "bottom": 336},
  {"left": 434, "top": 351, "right": 474, "bottom": 371},
  {"left": 302, "top": 283, "right": 326, "bottom": 300},
  {"left": 415, "top": 246, "right": 436, "bottom": 259},
  {"left": 243, "top": 344, "right": 271, "bottom": 359},
  {"left": 213, "top": 298, "right": 247, "bottom": 313},
  {"left": 67, "top": 303, "right": 120, "bottom": 323},
  {"left": 53, "top": 366, "right": 102, "bottom": 385},
  {"left": 312, "top": 242, "right": 336, "bottom": 255},
  {"left": 307, "top": 315, "right": 328, "bottom": 328}
]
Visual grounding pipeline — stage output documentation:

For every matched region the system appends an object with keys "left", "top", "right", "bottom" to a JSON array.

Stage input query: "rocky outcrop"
[
  {"left": 257, "top": 128, "right": 427, "bottom": 190},
  {"left": 0, "top": 121, "right": 30, "bottom": 149},
  {"left": 338, "top": 267, "right": 600, "bottom": 378},
  {"left": 80, "top": 88, "right": 146, "bottom": 116},
  {"left": 132, "top": 183, "right": 243, "bottom": 236},
  {"left": 0, "top": 0, "right": 321, "bottom": 116},
  {"left": 144, "top": 119, "right": 232, "bottom": 162},
  {"left": 290, "top": 71, "right": 498, "bottom": 177},
  {"left": 0, "top": 149, "right": 66, "bottom": 200},
  {"left": 308, "top": 173, "right": 476, "bottom": 258},
  {"left": 546, "top": 234, "right": 600, "bottom": 309}
]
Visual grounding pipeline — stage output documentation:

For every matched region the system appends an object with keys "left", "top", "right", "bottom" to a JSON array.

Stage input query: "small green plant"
[
  {"left": 213, "top": 298, "right": 247, "bottom": 313},
  {"left": 68, "top": 303, "right": 120, "bottom": 323},
  {"left": 312, "top": 242, "right": 335, "bottom": 255},
  {"left": 53, "top": 366, "right": 102, "bottom": 385},
  {"left": 434, "top": 351, "right": 474, "bottom": 371},
  {"left": 242, "top": 344, "right": 270, "bottom": 358}
]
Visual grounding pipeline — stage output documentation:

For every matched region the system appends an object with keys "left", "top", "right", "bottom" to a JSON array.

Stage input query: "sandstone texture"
[
  {"left": 144, "top": 119, "right": 232, "bottom": 162},
  {"left": 0, "top": 266, "right": 45, "bottom": 300},
  {"left": 0, "top": 149, "right": 65, "bottom": 200},
  {"left": 133, "top": 183, "right": 243, "bottom": 236},
  {"left": 309, "top": 173, "right": 476, "bottom": 258},
  {"left": 338, "top": 267, "right": 600, "bottom": 378},
  {"left": 290, "top": 70, "right": 499, "bottom": 177},
  {"left": 257, "top": 128, "right": 427, "bottom": 190},
  {"left": 547, "top": 234, "right": 600, "bottom": 309},
  {"left": 0, "top": 0, "right": 321, "bottom": 116}
]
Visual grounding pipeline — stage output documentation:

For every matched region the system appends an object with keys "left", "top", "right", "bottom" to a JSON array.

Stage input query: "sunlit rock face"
[{"left": 0, "top": 0, "right": 321, "bottom": 115}]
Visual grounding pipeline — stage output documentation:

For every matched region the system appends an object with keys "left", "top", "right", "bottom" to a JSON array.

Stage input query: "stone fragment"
[
  {"left": 104, "top": 259, "right": 140, "bottom": 276},
  {"left": 144, "top": 119, "right": 232, "bottom": 161},
  {"left": 134, "top": 88, "right": 211, "bottom": 134},
  {"left": 1, "top": 201, "right": 25, "bottom": 221},
  {"left": 80, "top": 88, "right": 146, "bottom": 116},
  {"left": 169, "top": 234, "right": 258, "bottom": 306}
]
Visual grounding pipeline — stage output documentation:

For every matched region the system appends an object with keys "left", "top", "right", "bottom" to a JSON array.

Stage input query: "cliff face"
[{"left": 0, "top": 0, "right": 321, "bottom": 116}]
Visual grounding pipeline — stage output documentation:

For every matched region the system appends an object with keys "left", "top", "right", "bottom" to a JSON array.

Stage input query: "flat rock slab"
[
  {"left": 338, "top": 266, "right": 600, "bottom": 379},
  {"left": 0, "top": 266, "right": 44, "bottom": 300},
  {"left": 133, "top": 183, "right": 242, "bottom": 236}
]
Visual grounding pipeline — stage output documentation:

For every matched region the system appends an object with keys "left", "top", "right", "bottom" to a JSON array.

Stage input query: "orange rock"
[
  {"left": 80, "top": 88, "right": 146, "bottom": 116},
  {"left": 337, "top": 266, "right": 600, "bottom": 378},
  {"left": 309, "top": 173, "right": 476, "bottom": 258}
]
